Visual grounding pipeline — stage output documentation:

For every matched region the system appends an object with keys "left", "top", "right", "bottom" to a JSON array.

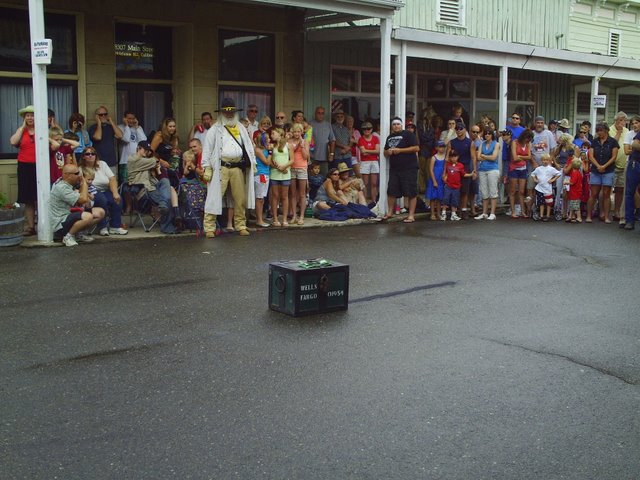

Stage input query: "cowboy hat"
[
  {"left": 558, "top": 118, "right": 571, "bottom": 129},
  {"left": 337, "top": 162, "right": 352, "bottom": 173},
  {"left": 215, "top": 98, "right": 243, "bottom": 113},
  {"left": 18, "top": 105, "right": 35, "bottom": 116}
]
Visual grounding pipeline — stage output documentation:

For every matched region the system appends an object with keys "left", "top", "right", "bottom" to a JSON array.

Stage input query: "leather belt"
[{"left": 221, "top": 161, "right": 243, "bottom": 168}]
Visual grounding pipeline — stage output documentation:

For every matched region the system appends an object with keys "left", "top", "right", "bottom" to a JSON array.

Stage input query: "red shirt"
[
  {"left": 358, "top": 135, "right": 379, "bottom": 161},
  {"left": 49, "top": 144, "right": 74, "bottom": 184},
  {"left": 17, "top": 128, "right": 36, "bottom": 164},
  {"left": 444, "top": 161, "right": 465, "bottom": 189},
  {"left": 567, "top": 169, "right": 583, "bottom": 201}
]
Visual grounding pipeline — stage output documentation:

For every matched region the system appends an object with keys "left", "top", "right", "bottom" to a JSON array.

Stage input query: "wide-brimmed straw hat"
[
  {"left": 18, "top": 105, "right": 35, "bottom": 117},
  {"left": 337, "top": 162, "right": 352, "bottom": 173}
]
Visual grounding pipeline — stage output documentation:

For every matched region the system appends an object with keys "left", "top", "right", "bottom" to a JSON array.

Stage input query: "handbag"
[{"left": 224, "top": 126, "right": 251, "bottom": 169}]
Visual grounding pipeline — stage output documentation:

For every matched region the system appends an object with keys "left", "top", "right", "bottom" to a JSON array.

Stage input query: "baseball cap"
[{"left": 138, "top": 140, "right": 152, "bottom": 151}]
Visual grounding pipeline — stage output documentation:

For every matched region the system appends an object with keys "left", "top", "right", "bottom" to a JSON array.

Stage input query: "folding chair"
[{"left": 128, "top": 183, "right": 160, "bottom": 232}]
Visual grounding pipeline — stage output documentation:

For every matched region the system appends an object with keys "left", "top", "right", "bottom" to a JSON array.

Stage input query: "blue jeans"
[
  {"left": 94, "top": 190, "right": 122, "bottom": 228},
  {"left": 148, "top": 178, "right": 176, "bottom": 233},
  {"left": 624, "top": 159, "right": 640, "bottom": 225}
]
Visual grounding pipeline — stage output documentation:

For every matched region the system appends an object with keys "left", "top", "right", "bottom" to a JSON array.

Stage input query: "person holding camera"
[
  {"left": 128, "top": 141, "right": 177, "bottom": 234},
  {"left": 50, "top": 164, "right": 105, "bottom": 247},
  {"left": 66, "top": 113, "right": 93, "bottom": 162}
]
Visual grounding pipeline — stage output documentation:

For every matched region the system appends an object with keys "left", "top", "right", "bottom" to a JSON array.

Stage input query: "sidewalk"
[{"left": 19, "top": 211, "right": 422, "bottom": 248}]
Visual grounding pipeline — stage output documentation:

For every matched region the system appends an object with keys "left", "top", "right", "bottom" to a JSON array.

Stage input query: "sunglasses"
[
  {"left": 455, "top": 127, "right": 465, "bottom": 131},
  {"left": 248, "top": 109, "right": 258, "bottom": 113},
  {"left": 83, "top": 152, "right": 96, "bottom": 156},
  {"left": 471, "top": 130, "right": 480, "bottom": 133},
  {"left": 330, "top": 172, "right": 339, "bottom": 176},
  {"left": 97, "top": 113, "right": 108, "bottom": 116},
  {"left": 276, "top": 116, "right": 285, "bottom": 119},
  {"left": 363, "top": 128, "right": 372, "bottom": 131},
  {"left": 511, "top": 116, "right": 520, "bottom": 120}
]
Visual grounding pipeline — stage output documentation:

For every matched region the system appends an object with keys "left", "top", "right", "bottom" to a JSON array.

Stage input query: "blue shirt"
[
  {"left": 478, "top": 140, "right": 499, "bottom": 172},
  {"left": 449, "top": 137, "right": 473, "bottom": 172},
  {"left": 507, "top": 125, "right": 525, "bottom": 140}
]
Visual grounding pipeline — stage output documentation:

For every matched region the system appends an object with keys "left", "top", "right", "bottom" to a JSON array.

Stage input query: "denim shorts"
[
  {"left": 509, "top": 169, "right": 528, "bottom": 180},
  {"left": 590, "top": 171, "right": 614, "bottom": 187},
  {"left": 442, "top": 185, "right": 460, "bottom": 207},
  {"left": 270, "top": 179, "right": 291, "bottom": 187}
]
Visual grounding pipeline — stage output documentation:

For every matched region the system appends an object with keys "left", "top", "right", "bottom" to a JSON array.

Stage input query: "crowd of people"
[{"left": 9, "top": 99, "right": 640, "bottom": 247}]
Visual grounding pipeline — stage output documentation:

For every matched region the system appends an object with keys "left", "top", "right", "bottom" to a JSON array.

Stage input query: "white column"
[
  {"left": 379, "top": 17, "right": 392, "bottom": 215},
  {"left": 29, "top": 0, "right": 52, "bottom": 242},
  {"left": 498, "top": 65, "right": 508, "bottom": 130},
  {"left": 395, "top": 41, "right": 407, "bottom": 119},
  {"left": 590, "top": 76, "right": 600, "bottom": 136}
]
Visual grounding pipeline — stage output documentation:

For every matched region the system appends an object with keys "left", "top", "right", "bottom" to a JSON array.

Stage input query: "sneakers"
[
  {"left": 440, "top": 212, "right": 447, "bottom": 221},
  {"left": 109, "top": 227, "right": 128, "bottom": 235},
  {"left": 99, "top": 227, "right": 109, "bottom": 236},
  {"left": 450, "top": 212, "right": 461, "bottom": 221},
  {"left": 62, "top": 233, "right": 78, "bottom": 247},
  {"left": 474, "top": 213, "right": 488, "bottom": 220},
  {"left": 487, "top": 213, "right": 496, "bottom": 221},
  {"left": 75, "top": 233, "right": 94, "bottom": 243},
  {"left": 505, "top": 208, "right": 512, "bottom": 216}
]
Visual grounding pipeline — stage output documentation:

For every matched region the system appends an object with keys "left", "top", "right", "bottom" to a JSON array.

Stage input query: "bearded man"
[{"left": 202, "top": 98, "right": 256, "bottom": 238}]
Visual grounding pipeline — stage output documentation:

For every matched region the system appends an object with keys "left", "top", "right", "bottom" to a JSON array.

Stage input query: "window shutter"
[
  {"left": 438, "top": 0, "right": 465, "bottom": 26},
  {"left": 608, "top": 29, "right": 620, "bottom": 57}
]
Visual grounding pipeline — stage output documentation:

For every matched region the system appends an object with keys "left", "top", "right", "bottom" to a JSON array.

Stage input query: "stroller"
[{"left": 179, "top": 177, "right": 206, "bottom": 237}]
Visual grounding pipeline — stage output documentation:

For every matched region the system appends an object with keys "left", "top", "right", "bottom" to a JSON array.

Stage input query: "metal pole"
[
  {"left": 379, "top": 17, "right": 392, "bottom": 215},
  {"left": 498, "top": 65, "right": 508, "bottom": 130},
  {"left": 28, "top": 0, "right": 52, "bottom": 242}
]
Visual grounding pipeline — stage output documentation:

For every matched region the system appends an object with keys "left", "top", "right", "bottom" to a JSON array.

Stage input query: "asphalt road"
[{"left": 1, "top": 219, "right": 639, "bottom": 479}]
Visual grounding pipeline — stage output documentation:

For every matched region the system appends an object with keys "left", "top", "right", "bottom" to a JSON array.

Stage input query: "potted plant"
[{"left": 0, "top": 193, "right": 25, "bottom": 246}]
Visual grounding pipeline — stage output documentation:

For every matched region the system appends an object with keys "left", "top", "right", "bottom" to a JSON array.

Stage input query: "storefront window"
[
  {"left": 219, "top": 88, "right": 274, "bottom": 119},
  {"left": 332, "top": 69, "right": 357, "bottom": 92},
  {"left": 360, "top": 71, "right": 381, "bottom": 93},
  {"left": 115, "top": 23, "right": 172, "bottom": 79},
  {"left": 0, "top": 7, "right": 76, "bottom": 74},
  {"left": 219, "top": 30, "right": 275, "bottom": 83},
  {"left": 427, "top": 78, "right": 447, "bottom": 98},
  {"left": 449, "top": 79, "right": 470, "bottom": 98},
  {"left": 476, "top": 79, "right": 497, "bottom": 99},
  {"left": 0, "top": 80, "right": 76, "bottom": 157}
]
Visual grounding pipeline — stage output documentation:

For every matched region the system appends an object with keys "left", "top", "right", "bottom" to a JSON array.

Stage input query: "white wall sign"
[
  {"left": 32, "top": 39, "right": 52, "bottom": 65},
  {"left": 592, "top": 95, "right": 607, "bottom": 108}
]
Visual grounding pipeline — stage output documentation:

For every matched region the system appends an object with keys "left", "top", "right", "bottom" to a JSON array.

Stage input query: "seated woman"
[
  {"left": 336, "top": 162, "right": 367, "bottom": 206},
  {"left": 312, "top": 168, "right": 348, "bottom": 216},
  {"left": 79, "top": 147, "right": 127, "bottom": 236}
]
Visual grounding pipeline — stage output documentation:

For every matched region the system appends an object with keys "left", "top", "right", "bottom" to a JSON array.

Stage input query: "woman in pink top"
[
  {"left": 509, "top": 129, "right": 533, "bottom": 218},
  {"left": 287, "top": 123, "right": 310, "bottom": 225}
]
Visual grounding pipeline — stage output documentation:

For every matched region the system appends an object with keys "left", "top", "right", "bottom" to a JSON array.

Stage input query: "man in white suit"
[{"left": 202, "top": 98, "right": 256, "bottom": 238}]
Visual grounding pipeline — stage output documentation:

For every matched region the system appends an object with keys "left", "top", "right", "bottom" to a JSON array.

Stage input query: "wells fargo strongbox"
[{"left": 268, "top": 259, "right": 349, "bottom": 316}]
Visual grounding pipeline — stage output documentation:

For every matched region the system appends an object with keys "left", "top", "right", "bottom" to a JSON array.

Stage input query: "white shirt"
[
  {"left": 531, "top": 165, "right": 560, "bottom": 195},
  {"left": 194, "top": 128, "right": 210, "bottom": 144},
  {"left": 118, "top": 124, "right": 147, "bottom": 165},
  {"left": 247, "top": 120, "right": 259, "bottom": 137}
]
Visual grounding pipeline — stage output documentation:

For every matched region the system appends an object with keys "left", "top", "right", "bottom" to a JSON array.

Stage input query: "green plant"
[{"left": 1, "top": 192, "right": 13, "bottom": 208}]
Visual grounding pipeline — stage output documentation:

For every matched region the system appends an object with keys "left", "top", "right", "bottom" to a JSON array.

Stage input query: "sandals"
[
  {"left": 282, "top": 221, "right": 289, "bottom": 227},
  {"left": 273, "top": 221, "right": 282, "bottom": 227},
  {"left": 296, "top": 218, "right": 304, "bottom": 225}
]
